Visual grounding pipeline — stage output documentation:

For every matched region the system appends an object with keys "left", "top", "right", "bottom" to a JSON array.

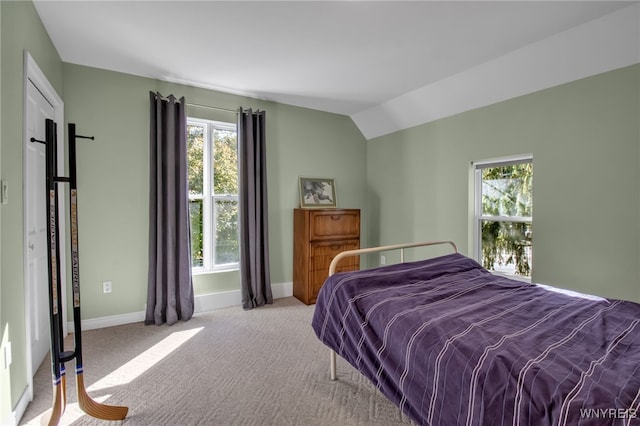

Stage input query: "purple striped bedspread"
[{"left": 312, "top": 253, "right": 640, "bottom": 425}]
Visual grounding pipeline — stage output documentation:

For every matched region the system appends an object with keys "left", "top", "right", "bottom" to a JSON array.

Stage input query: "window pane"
[
  {"left": 187, "top": 124, "right": 205, "bottom": 196},
  {"left": 482, "top": 163, "right": 532, "bottom": 217},
  {"left": 213, "top": 129, "right": 238, "bottom": 195},
  {"left": 215, "top": 198, "right": 239, "bottom": 265},
  {"left": 189, "top": 198, "right": 204, "bottom": 267},
  {"left": 481, "top": 220, "right": 532, "bottom": 276},
  {"left": 188, "top": 118, "right": 240, "bottom": 271}
]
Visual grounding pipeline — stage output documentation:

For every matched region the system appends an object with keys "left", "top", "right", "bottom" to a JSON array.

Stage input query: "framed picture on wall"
[{"left": 299, "top": 177, "right": 337, "bottom": 208}]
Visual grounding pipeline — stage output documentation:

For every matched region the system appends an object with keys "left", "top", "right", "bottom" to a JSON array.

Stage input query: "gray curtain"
[
  {"left": 238, "top": 108, "right": 272, "bottom": 310},
  {"left": 145, "top": 92, "right": 194, "bottom": 325}
]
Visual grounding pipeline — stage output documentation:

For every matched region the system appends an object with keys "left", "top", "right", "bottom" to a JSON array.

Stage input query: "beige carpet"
[{"left": 20, "top": 297, "right": 412, "bottom": 426}]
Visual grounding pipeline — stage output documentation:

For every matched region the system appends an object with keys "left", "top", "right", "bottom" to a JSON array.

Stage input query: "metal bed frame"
[{"left": 326, "top": 240, "right": 458, "bottom": 380}]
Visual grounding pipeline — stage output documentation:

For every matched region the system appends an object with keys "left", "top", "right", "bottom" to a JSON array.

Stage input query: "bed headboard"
[{"left": 328, "top": 240, "right": 458, "bottom": 276}]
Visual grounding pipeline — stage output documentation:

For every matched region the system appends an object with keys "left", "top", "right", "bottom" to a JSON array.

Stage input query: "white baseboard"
[
  {"left": 78, "top": 310, "right": 146, "bottom": 331},
  {"left": 270, "top": 281, "right": 294, "bottom": 299},
  {"left": 68, "top": 282, "right": 293, "bottom": 331},
  {"left": 8, "top": 387, "right": 30, "bottom": 426}
]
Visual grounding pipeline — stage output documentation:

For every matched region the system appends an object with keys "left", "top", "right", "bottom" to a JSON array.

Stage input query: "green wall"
[
  {"left": 0, "top": 2, "right": 367, "bottom": 420},
  {"left": 62, "top": 64, "right": 367, "bottom": 317},
  {"left": 1, "top": 1, "right": 64, "bottom": 419},
  {"left": 367, "top": 64, "right": 640, "bottom": 302}
]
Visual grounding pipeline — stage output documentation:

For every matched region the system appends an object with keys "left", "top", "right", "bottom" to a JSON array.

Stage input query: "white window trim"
[
  {"left": 472, "top": 153, "right": 533, "bottom": 169},
  {"left": 472, "top": 154, "right": 533, "bottom": 279},
  {"left": 188, "top": 118, "right": 239, "bottom": 273}
]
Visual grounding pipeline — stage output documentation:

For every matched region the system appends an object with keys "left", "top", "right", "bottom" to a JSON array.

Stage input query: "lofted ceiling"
[{"left": 33, "top": 1, "right": 639, "bottom": 139}]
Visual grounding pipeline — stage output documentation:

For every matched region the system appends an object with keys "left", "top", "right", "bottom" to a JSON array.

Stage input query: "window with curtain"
[
  {"left": 473, "top": 155, "right": 533, "bottom": 279},
  {"left": 187, "top": 118, "right": 239, "bottom": 271}
]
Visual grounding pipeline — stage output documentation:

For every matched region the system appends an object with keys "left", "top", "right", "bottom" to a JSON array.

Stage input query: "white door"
[{"left": 25, "top": 79, "right": 55, "bottom": 374}]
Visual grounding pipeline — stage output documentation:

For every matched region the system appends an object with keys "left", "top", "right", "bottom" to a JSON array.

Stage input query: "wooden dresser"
[{"left": 293, "top": 208, "right": 360, "bottom": 305}]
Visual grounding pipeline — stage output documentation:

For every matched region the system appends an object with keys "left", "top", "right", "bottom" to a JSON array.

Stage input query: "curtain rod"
[
  {"left": 154, "top": 94, "right": 255, "bottom": 113},
  {"left": 185, "top": 102, "right": 239, "bottom": 114},
  {"left": 155, "top": 93, "right": 252, "bottom": 114}
]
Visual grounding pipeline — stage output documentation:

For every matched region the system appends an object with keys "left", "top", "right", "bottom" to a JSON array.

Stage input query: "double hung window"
[
  {"left": 473, "top": 156, "right": 533, "bottom": 278},
  {"left": 187, "top": 118, "right": 239, "bottom": 271}
]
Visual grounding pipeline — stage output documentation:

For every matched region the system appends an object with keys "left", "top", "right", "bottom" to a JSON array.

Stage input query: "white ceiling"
[{"left": 33, "top": 1, "right": 639, "bottom": 139}]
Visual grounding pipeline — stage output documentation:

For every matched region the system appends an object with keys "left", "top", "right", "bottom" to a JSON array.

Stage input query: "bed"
[{"left": 311, "top": 241, "right": 640, "bottom": 426}]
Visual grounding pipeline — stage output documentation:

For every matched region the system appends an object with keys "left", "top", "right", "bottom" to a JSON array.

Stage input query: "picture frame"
[{"left": 299, "top": 177, "right": 337, "bottom": 209}]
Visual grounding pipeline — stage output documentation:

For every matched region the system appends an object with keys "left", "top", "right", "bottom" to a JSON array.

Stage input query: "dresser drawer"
[
  {"left": 309, "top": 210, "right": 360, "bottom": 241},
  {"left": 310, "top": 258, "right": 360, "bottom": 303},
  {"left": 311, "top": 240, "right": 360, "bottom": 271}
]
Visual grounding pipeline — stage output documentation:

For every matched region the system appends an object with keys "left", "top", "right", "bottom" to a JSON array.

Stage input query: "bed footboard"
[{"left": 326, "top": 240, "right": 458, "bottom": 380}]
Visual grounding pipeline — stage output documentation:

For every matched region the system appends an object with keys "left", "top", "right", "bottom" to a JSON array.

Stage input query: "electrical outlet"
[
  {"left": 380, "top": 255, "right": 386, "bottom": 265},
  {"left": 102, "top": 281, "right": 112, "bottom": 294}
]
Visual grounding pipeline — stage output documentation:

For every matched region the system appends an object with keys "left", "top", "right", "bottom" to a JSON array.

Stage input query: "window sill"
[
  {"left": 490, "top": 270, "right": 531, "bottom": 283},
  {"left": 192, "top": 265, "right": 239, "bottom": 275}
]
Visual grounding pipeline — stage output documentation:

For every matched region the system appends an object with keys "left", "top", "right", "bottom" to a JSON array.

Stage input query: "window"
[
  {"left": 473, "top": 156, "right": 532, "bottom": 278},
  {"left": 187, "top": 118, "right": 239, "bottom": 271}
]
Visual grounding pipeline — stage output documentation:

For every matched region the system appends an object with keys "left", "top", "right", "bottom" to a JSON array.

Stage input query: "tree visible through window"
[
  {"left": 187, "top": 118, "right": 239, "bottom": 270},
  {"left": 474, "top": 157, "right": 532, "bottom": 277}
]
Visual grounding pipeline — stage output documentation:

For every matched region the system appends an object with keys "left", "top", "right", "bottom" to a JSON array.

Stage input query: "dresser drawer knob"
[{"left": 331, "top": 215, "right": 341, "bottom": 220}]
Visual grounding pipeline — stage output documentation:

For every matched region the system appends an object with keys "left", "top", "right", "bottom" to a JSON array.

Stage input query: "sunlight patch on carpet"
[{"left": 88, "top": 327, "right": 203, "bottom": 392}]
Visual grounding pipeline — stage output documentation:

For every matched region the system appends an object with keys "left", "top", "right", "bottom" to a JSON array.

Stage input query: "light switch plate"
[
  {"left": 1, "top": 180, "right": 7, "bottom": 204},
  {"left": 4, "top": 342, "right": 12, "bottom": 369}
]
